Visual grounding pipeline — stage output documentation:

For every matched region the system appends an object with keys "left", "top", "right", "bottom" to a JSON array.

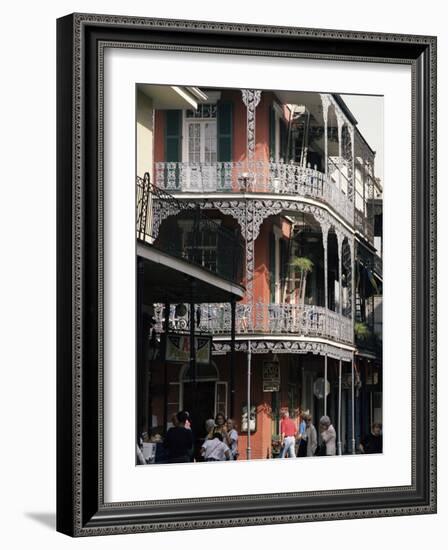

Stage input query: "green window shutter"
[
  {"left": 269, "top": 232, "right": 276, "bottom": 301},
  {"left": 269, "top": 106, "right": 276, "bottom": 160},
  {"left": 165, "top": 110, "right": 182, "bottom": 162},
  {"left": 217, "top": 101, "right": 233, "bottom": 162}
]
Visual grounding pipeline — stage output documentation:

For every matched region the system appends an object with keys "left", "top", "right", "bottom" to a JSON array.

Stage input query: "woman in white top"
[
  {"left": 225, "top": 418, "right": 239, "bottom": 460},
  {"left": 200, "top": 432, "right": 230, "bottom": 461}
]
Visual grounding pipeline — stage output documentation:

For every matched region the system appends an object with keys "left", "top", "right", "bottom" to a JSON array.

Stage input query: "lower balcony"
[{"left": 154, "top": 301, "right": 353, "bottom": 345}]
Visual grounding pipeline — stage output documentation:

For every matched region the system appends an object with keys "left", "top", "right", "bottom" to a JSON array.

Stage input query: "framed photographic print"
[{"left": 56, "top": 13, "right": 437, "bottom": 536}]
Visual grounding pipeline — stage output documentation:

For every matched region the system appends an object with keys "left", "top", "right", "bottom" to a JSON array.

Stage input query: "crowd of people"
[
  {"left": 278, "top": 410, "right": 382, "bottom": 458},
  {"left": 137, "top": 409, "right": 382, "bottom": 464},
  {"left": 278, "top": 410, "right": 336, "bottom": 458},
  {"left": 137, "top": 411, "right": 240, "bottom": 464}
]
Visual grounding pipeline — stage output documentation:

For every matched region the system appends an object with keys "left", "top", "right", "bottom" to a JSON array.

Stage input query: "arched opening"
[
  {"left": 341, "top": 124, "right": 353, "bottom": 199},
  {"left": 327, "top": 229, "right": 339, "bottom": 312},
  {"left": 260, "top": 211, "right": 325, "bottom": 308},
  {"left": 327, "top": 104, "right": 339, "bottom": 182},
  {"left": 156, "top": 208, "right": 244, "bottom": 283},
  {"left": 179, "top": 361, "right": 227, "bottom": 443},
  {"left": 341, "top": 237, "right": 352, "bottom": 318}
]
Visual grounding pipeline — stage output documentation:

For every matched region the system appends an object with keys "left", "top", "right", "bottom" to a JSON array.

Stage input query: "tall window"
[
  {"left": 185, "top": 104, "right": 217, "bottom": 164},
  {"left": 180, "top": 219, "right": 220, "bottom": 272},
  {"left": 183, "top": 104, "right": 218, "bottom": 191}
]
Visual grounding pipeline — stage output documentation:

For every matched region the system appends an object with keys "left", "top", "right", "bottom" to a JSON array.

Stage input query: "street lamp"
[{"left": 246, "top": 340, "right": 252, "bottom": 460}]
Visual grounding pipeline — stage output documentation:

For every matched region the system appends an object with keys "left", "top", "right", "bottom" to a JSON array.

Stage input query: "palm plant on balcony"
[
  {"left": 288, "top": 256, "right": 314, "bottom": 306},
  {"left": 354, "top": 322, "right": 378, "bottom": 351},
  {"left": 354, "top": 321, "right": 370, "bottom": 340}
]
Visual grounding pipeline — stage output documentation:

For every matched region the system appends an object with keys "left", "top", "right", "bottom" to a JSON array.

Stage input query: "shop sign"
[
  {"left": 263, "top": 361, "right": 280, "bottom": 392},
  {"left": 165, "top": 333, "right": 211, "bottom": 365}
]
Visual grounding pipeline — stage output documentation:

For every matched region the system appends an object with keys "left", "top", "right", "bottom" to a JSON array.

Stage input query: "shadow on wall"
[{"left": 24, "top": 512, "right": 56, "bottom": 531}]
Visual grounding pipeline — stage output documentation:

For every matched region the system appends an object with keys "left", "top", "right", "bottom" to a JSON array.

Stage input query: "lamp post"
[
  {"left": 337, "top": 359, "right": 342, "bottom": 455},
  {"left": 246, "top": 340, "right": 252, "bottom": 460},
  {"left": 351, "top": 353, "right": 356, "bottom": 454},
  {"left": 324, "top": 353, "right": 328, "bottom": 417},
  {"left": 230, "top": 297, "right": 236, "bottom": 418}
]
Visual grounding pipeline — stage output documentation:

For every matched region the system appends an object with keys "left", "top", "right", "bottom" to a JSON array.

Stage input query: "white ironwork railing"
[
  {"left": 155, "top": 160, "right": 354, "bottom": 224},
  {"left": 153, "top": 302, "right": 353, "bottom": 344}
]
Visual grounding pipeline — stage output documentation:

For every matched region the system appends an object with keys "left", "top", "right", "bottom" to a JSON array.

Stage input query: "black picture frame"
[{"left": 56, "top": 13, "right": 437, "bottom": 536}]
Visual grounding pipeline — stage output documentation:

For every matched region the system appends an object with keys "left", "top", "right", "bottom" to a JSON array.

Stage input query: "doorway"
[
  {"left": 179, "top": 362, "right": 227, "bottom": 459},
  {"left": 183, "top": 381, "right": 216, "bottom": 440},
  {"left": 183, "top": 115, "right": 218, "bottom": 191}
]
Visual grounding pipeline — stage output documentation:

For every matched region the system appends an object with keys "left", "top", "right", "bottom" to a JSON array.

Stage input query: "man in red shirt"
[{"left": 279, "top": 410, "right": 297, "bottom": 458}]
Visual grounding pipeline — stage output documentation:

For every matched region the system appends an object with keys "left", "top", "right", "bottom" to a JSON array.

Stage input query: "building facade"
[{"left": 137, "top": 86, "right": 383, "bottom": 459}]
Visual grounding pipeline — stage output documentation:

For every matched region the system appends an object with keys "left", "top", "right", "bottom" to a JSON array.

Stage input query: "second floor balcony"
[
  {"left": 153, "top": 301, "right": 353, "bottom": 345},
  {"left": 155, "top": 160, "right": 355, "bottom": 225}
]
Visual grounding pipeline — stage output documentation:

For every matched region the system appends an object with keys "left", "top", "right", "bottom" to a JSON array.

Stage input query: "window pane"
[
  {"left": 188, "top": 123, "right": 201, "bottom": 163},
  {"left": 204, "top": 122, "right": 217, "bottom": 163}
]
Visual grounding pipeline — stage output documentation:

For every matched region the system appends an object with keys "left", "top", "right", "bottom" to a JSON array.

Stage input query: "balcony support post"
[
  {"left": 351, "top": 238, "right": 355, "bottom": 338},
  {"left": 362, "top": 160, "right": 367, "bottom": 227},
  {"left": 230, "top": 298, "right": 236, "bottom": 418},
  {"left": 338, "top": 236, "right": 343, "bottom": 317},
  {"left": 321, "top": 222, "right": 330, "bottom": 336},
  {"left": 320, "top": 94, "right": 330, "bottom": 174},
  {"left": 351, "top": 352, "right": 356, "bottom": 454},
  {"left": 136, "top": 257, "right": 145, "bottom": 439},
  {"left": 244, "top": 200, "right": 255, "bottom": 329},
  {"left": 324, "top": 352, "right": 328, "bottom": 417},
  {"left": 337, "top": 115, "right": 343, "bottom": 192},
  {"left": 241, "top": 89, "right": 262, "bottom": 190},
  {"left": 190, "top": 302, "right": 196, "bottom": 385},
  {"left": 163, "top": 302, "right": 170, "bottom": 437},
  {"left": 246, "top": 340, "right": 252, "bottom": 460},
  {"left": 350, "top": 126, "right": 355, "bottom": 206},
  {"left": 337, "top": 358, "right": 342, "bottom": 455}
]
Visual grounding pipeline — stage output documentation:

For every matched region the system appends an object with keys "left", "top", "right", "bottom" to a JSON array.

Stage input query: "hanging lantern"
[{"left": 175, "top": 303, "right": 187, "bottom": 317}]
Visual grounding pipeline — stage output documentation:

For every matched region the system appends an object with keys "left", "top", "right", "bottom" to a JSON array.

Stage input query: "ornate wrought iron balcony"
[
  {"left": 155, "top": 160, "right": 355, "bottom": 225},
  {"left": 153, "top": 301, "right": 354, "bottom": 345},
  {"left": 354, "top": 208, "right": 374, "bottom": 241},
  {"left": 137, "top": 174, "right": 244, "bottom": 283},
  {"left": 374, "top": 254, "right": 383, "bottom": 278}
]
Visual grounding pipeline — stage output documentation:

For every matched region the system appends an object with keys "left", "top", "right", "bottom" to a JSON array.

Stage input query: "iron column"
[
  {"left": 246, "top": 340, "right": 252, "bottom": 460},
  {"left": 337, "top": 359, "right": 342, "bottom": 455}
]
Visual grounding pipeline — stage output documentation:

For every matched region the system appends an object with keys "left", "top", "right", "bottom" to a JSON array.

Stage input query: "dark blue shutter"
[
  {"left": 165, "top": 110, "right": 181, "bottom": 188},
  {"left": 217, "top": 102, "right": 233, "bottom": 162},
  {"left": 269, "top": 106, "right": 276, "bottom": 160},
  {"left": 165, "top": 110, "right": 182, "bottom": 162}
]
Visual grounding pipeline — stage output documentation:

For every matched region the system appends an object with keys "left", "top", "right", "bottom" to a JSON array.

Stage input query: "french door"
[{"left": 184, "top": 119, "right": 217, "bottom": 191}]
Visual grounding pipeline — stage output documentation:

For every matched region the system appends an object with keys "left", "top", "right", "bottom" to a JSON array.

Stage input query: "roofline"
[{"left": 332, "top": 93, "right": 358, "bottom": 125}]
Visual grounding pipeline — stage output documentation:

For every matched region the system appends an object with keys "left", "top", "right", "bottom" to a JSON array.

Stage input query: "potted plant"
[{"left": 288, "top": 256, "right": 314, "bottom": 305}]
